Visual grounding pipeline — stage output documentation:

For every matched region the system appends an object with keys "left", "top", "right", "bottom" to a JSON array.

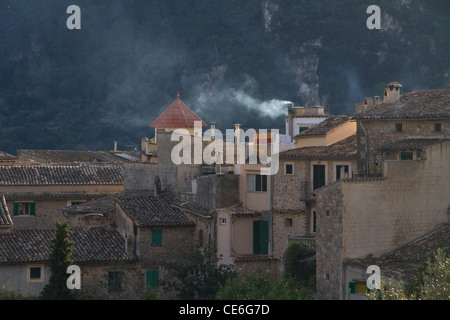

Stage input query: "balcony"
[
  {"left": 299, "top": 181, "right": 316, "bottom": 201},
  {"left": 287, "top": 235, "right": 316, "bottom": 249}
]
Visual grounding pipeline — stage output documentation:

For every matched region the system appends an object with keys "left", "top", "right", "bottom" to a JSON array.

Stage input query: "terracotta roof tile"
[
  {"left": 281, "top": 134, "right": 357, "bottom": 160},
  {"left": 150, "top": 93, "right": 207, "bottom": 128},
  {"left": 0, "top": 165, "right": 124, "bottom": 185},
  {"left": 0, "top": 151, "right": 17, "bottom": 161},
  {"left": 345, "top": 223, "right": 450, "bottom": 281},
  {"left": 354, "top": 89, "right": 450, "bottom": 119},
  {"left": 0, "top": 228, "right": 135, "bottom": 264},
  {"left": 116, "top": 193, "right": 195, "bottom": 227},
  {"left": 0, "top": 195, "right": 13, "bottom": 226},
  {"left": 17, "top": 150, "right": 141, "bottom": 165},
  {"left": 294, "top": 115, "right": 350, "bottom": 137}
]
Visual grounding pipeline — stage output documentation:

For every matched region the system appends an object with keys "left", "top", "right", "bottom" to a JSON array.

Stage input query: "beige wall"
[
  {"left": 294, "top": 121, "right": 356, "bottom": 148},
  {"left": 239, "top": 164, "right": 271, "bottom": 212}
]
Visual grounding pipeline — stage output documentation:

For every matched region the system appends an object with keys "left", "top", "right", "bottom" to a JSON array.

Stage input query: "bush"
[
  {"left": 0, "top": 286, "right": 24, "bottom": 300},
  {"left": 283, "top": 242, "right": 316, "bottom": 289}
]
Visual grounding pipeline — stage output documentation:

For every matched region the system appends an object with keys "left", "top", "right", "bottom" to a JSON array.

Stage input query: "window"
[
  {"left": 108, "top": 271, "right": 123, "bottom": 293},
  {"left": 13, "top": 202, "right": 35, "bottom": 216},
  {"left": 27, "top": 265, "right": 44, "bottom": 282},
  {"left": 395, "top": 123, "right": 403, "bottom": 133},
  {"left": 285, "top": 218, "right": 293, "bottom": 227},
  {"left": 336, "top": 165, "right": 349, "bottom": 180},
  {"left": 435, "top": 123, "right": 442, "bottom": 132},
  {"left": 400, "top": 152, "right": 413, "bottom": 160},
  {"left": 220, "top": 218, "right": 227, "bottom": 225},
  {"left": 312, "top": 211, "right": 317, "bottom": 233},
  {"left": 247, "top": 174, "right": 267, "bottom": 193},
  {"left": 285, "top": 163, "right": 294, "bottom": 175},
  {"left": 70, "top": 201, "right": 85, "bottom": 206},
  {"left": 313, "top": 165, "right": 326, "bottom": 190},
  {"left": 146, "top": 270, "right": 159, "bottom": 288},
  {"left": 151, "top": 229, "right": 162, "bottom": 246},
  {"left": 349, "top": 281, "right": 368, "bottom": 294},
  {"left": 298, "top": 126, "right": 309, "bottom": 133},
  {"left": 253, "top": 220, "right": 269, "bottom": 255}
]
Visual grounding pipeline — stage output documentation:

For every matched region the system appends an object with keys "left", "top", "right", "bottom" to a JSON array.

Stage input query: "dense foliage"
[
  {"left": 366, "top": 247, "right": 450, "bottom": 300},
  {"left": 1, "top": 0, "right": 449, "bottom": 154}
]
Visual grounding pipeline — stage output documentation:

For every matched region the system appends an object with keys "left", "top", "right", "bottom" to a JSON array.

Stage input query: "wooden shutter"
[
  {"left": 13, "top": 203, "right": 19, "bottom": 216},
  {"left": 349, "top": 281, "right": 356, "bottom": 294},
  {"left": 260, "top": 220, "right": 269, "bottom": 255},
  {"left": 146, "top": 270, "right": 159, "bottom": 287},
  {"left": 30, "top": 202, "right": 36, "bottom": 216},
  {"left": 152, "top": 229, "right": 162, "bottom": 245},
  {"left": 253, "top": 220, "right": 260, "bottom": 254}
]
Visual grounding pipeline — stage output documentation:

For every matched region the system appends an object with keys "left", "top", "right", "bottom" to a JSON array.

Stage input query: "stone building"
[
  {"left": 0, "top": 226, "right": 139, "bottom": 298},
  {"left": 354, "top": 86, "right": 450, "bottom": 175},
  {"left": 315, "top": 85, "right": 450, "bottom": 299},
  {"left": 0, "top": 165, "right": 124, "bottom": 229},
  {"left": 273, "top": 134, "right": 357, "bottom": 261}
]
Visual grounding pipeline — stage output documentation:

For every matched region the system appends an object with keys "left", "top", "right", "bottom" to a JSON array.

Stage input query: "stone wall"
[
  {"left": 272, "top": 211, "right": 309, "bottom": 260},
  {"left": 136, "top": 226, "right": 195, "bottom": 268},
  {"left": 357, "top": 119, "right": 450, "bottom": 174},
  {"left": 315, "top": 181, "right": 344, "bottom": 300}
]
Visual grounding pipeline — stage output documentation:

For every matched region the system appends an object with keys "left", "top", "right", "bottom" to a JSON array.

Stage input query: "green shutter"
[
  {"left": 146, "top": 270, "right": 159, "bottom": 287},
  {"left": 13, "top": 203, "right": 19, "bottom": 216},
  {"left": 253, "top": 221, "right": 260, "bottom": 254},
  {"left": 260, "top": 220, "right": 269, "bottom": 255},
  {"left": 349, "top": 281, "right": 356, "bottom": 294},
  {"left": 152, "top": 229, "right": 162, "bottom": 245},
  {"left": 30, "top": 202, "right": 36, "bottom": 216}
]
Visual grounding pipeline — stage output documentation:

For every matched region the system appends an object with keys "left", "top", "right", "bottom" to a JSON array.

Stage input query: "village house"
[
  {"left": 0, "top": 151, "right": 17, "bottom": 166},
  {"left": 0, "top": 165, "right": 124, "bottom": 229},
  {"left": 314, "top": 85, "right": 450, "bottom": 299},
  {"left": 272, "top": 134, "right": 357, "bottom": 262},
  {"left": 0, "top": 197, "right": 139, "bottom": 298}
]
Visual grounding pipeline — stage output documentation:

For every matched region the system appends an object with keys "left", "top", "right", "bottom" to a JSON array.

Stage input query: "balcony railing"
[{"left": 287, "top": 235, "right": 316, "bottom": 249}]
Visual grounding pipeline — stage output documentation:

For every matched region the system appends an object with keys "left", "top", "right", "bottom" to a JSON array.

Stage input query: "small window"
[
  {"left": 285, "top": 218, "right": 293, "bottom": 227},
  {"left": 27, "top": 265, "right": 44, "bottom": 282},
  {"left": 220, "top": 218, "right": 227, "bottom": 225},
  {"left": 312, "top": 211, "right": 317, "bottom": 233},
  {"left": 298, "top": 127, "right": 309, "bottom": 133},
  {"left": 336, "top": 165, "right": 349, "bottom": 180},
  {"left": 151, "top": 229, "right": 162, "bottom": 246},
  {"left": 108, "top": 271, "right": 123, "bottom": 293},
  {"left": 400, "top": 152, "right": 413, "bottom": 160},
  {"left": 247, "top": 174, "right": 267, "bottom": 193},
  {"left": 395, "top": 123, "right": 403, "bottom": 133},
  {"left": 13, "top": 202, "right": 35, "bottom": 216},
  {"left": 285, "top": 163, "right": 294, "bottom": 175},
  {"left": 434, "top": 123, "right": 442, "bottom": 132},
  {"left": 325, "top": 210, "right": 330, "bottom": 217}
]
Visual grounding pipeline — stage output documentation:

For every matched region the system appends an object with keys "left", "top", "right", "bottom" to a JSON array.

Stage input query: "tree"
[
  {"left": 40, "top": 221, "right": 75, "bottom": 300},
  {"left": 366, "top": 248, "right": 450, "bottom": 300},
  {"left": 283, "top": 242, "right": 316, "bottom": 289},
  {"left": 164, "top": 245, "right": 235, "bottom": 300},
  {"left": 216, "top": 269, "right": 314, "bottom": 300}
]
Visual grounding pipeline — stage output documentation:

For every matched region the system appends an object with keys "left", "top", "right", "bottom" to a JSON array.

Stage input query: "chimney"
[
  {"left": 113, "top": 141, "right": 118, "bottom": 152},
  {"left": 234, "top": 124, "right": 241, "bottom": 144},
  {"left": 210, "top": 122, "right": 216, "bottom": 140},
  {"left": 286, "top": 103, "right": 294, "bottom": 137},
  {"left": 383, "top": 82, "right": 402, "bottom": 103}
]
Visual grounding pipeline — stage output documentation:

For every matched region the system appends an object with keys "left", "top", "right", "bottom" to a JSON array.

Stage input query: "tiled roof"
[
  {"left": 150, "top": 93, "right": 207, "bottom": 128},
  {"left": 0, "top": 195, "right": 13, "bottom": 226},
  {"left": 63, "top": 195, "right": 117, "bottom": 214},
  {"left": 280, "top": 134, "right": 357, "bottom": 160},
  {"left": 17, "top": 150, "right": 141, "bottom": 165},
  {"left": 378, "top": 138, "right": 450, "bottom": 151},
  {"left": 345, "top": 223, "right": 450, "bottom": 281},
  {"left": 0, "top": 165, "right": 123, "bottom": 185},
  {"left": 0, "top": 151, "right": 17, "bottom": 161},
  {"left": 116, "top": 193, "right": 195, "bottom": 227},
  {"left": 0, "top": 228, "right": 135, "bottom": 264},
  {"left": 354, "top": 89, "right": 450, "bottom": 119},
  {"left": 4, "top": 193, "right": 119, "bottom": 201},
  {"left": 294, "top": 115, "right": 351, "bottom": 137}
]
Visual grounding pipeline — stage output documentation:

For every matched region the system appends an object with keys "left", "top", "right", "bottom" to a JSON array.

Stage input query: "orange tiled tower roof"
[{"left": 150, "top": 93, "right": 207, "bottom": 128}]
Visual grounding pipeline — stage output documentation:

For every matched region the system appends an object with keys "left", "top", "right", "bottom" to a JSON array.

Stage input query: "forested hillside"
[{"left": 1, "top": 0, "right": 449, "bottom": 154}]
